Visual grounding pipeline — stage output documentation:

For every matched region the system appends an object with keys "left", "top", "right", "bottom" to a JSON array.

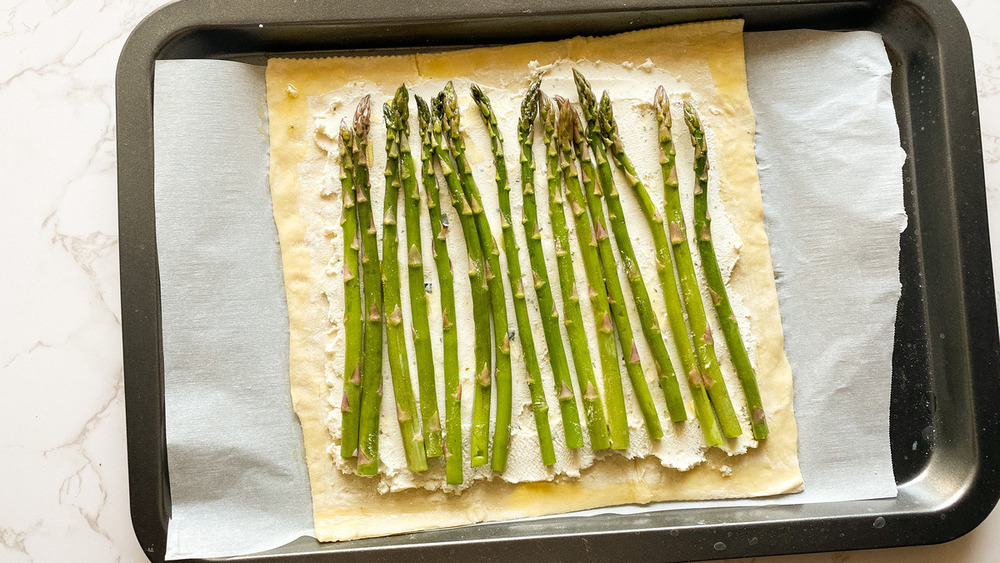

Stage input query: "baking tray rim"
[{"left": 115, "top": 0, "right": 1000, "bottom": 561}]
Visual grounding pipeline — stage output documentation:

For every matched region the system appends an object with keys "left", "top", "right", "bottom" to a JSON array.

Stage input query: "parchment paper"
[
  {"left": 745, "top": 29, "right": 906, "bottom": 503},
  {"left": 152, "top": 28, "right": 904, "bottom": 560},
  {"left": 152, "top": 63, "right": 314, "bottom": 558}
]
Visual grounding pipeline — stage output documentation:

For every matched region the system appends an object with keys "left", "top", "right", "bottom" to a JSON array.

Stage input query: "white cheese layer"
[{"left": 312, "top": 59, "right": 759, "bottom": 493}]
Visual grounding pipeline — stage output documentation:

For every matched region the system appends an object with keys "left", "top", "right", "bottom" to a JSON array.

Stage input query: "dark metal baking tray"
[{"left": 116, "top": 0, "right": 998, "bottom": 561}]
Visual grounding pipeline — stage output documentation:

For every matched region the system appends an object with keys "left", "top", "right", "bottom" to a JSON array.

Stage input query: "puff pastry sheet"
[{"left": 266, "top": 19, "right": 801, "bottom": 542}]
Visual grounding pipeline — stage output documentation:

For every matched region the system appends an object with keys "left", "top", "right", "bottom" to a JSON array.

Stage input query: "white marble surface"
[{"left": 0, "top": 0, "right": 996, "bottom": 561}]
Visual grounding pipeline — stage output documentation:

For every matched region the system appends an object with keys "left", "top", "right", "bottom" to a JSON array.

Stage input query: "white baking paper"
[
  {"left": 151, "top": 28, "right": 904, "bottom": 560},
  {"left": 152, "top": 62, "right": 314, "bottom": 559},
  {"left": 745, "top": 29, "right": 906, "bottom": 503}
]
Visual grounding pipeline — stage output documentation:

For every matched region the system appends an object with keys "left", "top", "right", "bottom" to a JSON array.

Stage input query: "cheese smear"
[{"left": 311, "top": 59, "right": 760, "bottom": 494}]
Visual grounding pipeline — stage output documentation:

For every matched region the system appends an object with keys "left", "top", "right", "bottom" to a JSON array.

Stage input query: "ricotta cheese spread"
[
  {"left": 312, "top": 60, "right": 759, "bottom": 493},
  {"left": 265, "top": 19, "right": 801, "bottom": 542}
]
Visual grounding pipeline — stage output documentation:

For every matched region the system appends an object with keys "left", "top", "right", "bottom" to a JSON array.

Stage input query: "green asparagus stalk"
[
  {"left": 382, "top": 101, "right": 429, "bottom": 472},
  {"left": 554, "top": 97, "right": 638, "bottom": 447},
  {"left": 472, "top": 83, "right": 557, "bottom": 465},
  {"left": 636, "top": 88, "right": 721, "bottom": 444},
  {"left": 572, "top": 70, "right": 694, "bottom": 429},
  {"left": 416, "top": 95, "right": 463, "bottom": 483},
  {"left": 562, "top": 100, "right": 667, "bottom": 439},
  {"left": 598, "top": 91, "right": 741, "bottom": 439},
  {"left": 682, "top": 100, "right": 768, "bottom": 440},
  {"left": 337, "top": 122, "right": 364, "bottom": 459},
  {"left": 430, "top": 93, "right": 493, "bottom": 467},
  {"left": 539, "top": 92, "right": 611, "bottom": 451},
  {"left": 353, "top": 97, "right": 385, "bottom": 475},
  {"left": 394, "top": 86, "right": 444, "bottom": 458},
  {"left": 518, "top": 82, "right": 585, "bottom": 451},
  {"left": 442, "top": 83, "right": 514, "bottom": 472}
]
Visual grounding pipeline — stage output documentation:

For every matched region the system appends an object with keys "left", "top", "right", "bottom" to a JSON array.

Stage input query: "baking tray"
[{"left": 116, "top": 0, "right": 998, "bottom": 561}]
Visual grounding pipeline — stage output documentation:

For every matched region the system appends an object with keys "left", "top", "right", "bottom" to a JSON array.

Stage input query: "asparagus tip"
[
  {"left": 683, "top": 100, "right": 701, "bottom": 136},
  {"left": 339, "top": 118, "right": 352, "bottom": 144},
  {"left": 443, "top": 83, "right": 457, "bottom": 109},
  {"left": 538, "top": 89, "right": 551, "bottom": 113},
  {"left": 564, "top": 101, "right": 587, "bottom": 148},
  {"left": 354, "top": 95, "right": 371, "bottom": 139},
  {"left": 470, "top": 82, "right": 485, "bottom": 104},
  {"left": 572, "top": 68, "right": 598, "bottom": 123},
  {"left": 538, "top": 90, "right": 557, "bottom": 131},
  {"left": 554, "top": 96, "right": 573, "bottom": 140},
  {"left": 519, "top": 82, "right": 541, "bottom": 136},
  {"left": 415, "top": 94, "right": 430, "bottom": 128},
  {"left": 394, "top": 84, "right": 409, "bottom": 118},
  {"left": 382, "top": 101, "right": 396, "bottom": 130},
  {"left": 527, "top": 76, "right": 542, "bottom": 97},
  {"left": 432, "top": 92, "right": 445, "bottom": 118},
  {"left": 597, "top": 91, "right": 615, "bottom": 140},
  {"left": 653, "top": 85, "right": 668, "bottom": 111},
  {"left": 654, "top": 86, "right": 674, "bottom": 131},
  {"left": 441, "top": 82, "right": 461, "bottom": 134},
  {"left": 572, "top": 68, "right": 592, "bottom": 100}
]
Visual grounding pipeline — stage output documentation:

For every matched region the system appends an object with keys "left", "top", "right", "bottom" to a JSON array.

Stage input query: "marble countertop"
[{"left": 2, "top": 0, "right": 997, "bottom": 561}]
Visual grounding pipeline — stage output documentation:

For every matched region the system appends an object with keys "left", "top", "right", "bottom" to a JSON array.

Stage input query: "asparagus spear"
[
  {"left": 382, "top": 101, "right": 429, "bottom": 472},
  {"left": 353, "top": 97, "right": 385, "bottom": 475},
  {"left": 598, "top": 92, "right": 741, "bottom": 439},
  {"left": 442, "top": 83, "right": 514, "bottom": 472},
  {"left": 337, "top": 122, "right": 364, "bottom": 459},
  {"left": 555, "top": 97, "right": 639, "bottom": 446},
  {"left": 539, "top": 92, "right": 611, "bottom": 451},
  {"left": 682, "top": 100, "right": 769, "bottom": 440},
  {"left": 633, "top": 88, "right": 721, "bottom": 444},
  {"left": 394, "top": 86, "right": 444, "bottom": 458},
  {"left": 430, "top": 93, "right": 493, "bottom": 468},
  {"left": 572, "top": 70, "right": 693, "bottom": 428},
  {"left": 562, "top": 100, "right": 667, "bottom": 438},
  {"left": 416, "top": 95, "right": 463, "bottom": 483},
  {"left": 517, "top": 82, "right": 585, "bottom": 451},
  {"left": 472, "top": 83, "right": 557, "bottom": 465}
]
